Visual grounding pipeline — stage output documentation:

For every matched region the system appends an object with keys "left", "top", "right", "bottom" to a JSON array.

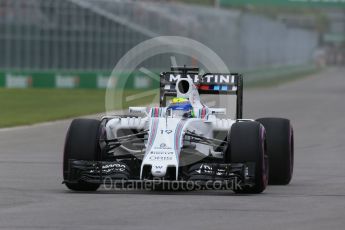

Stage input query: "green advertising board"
[
  {"left": 324, "top": 33, "right": 345, "bottom": 43},
  {"left": 220, "top": 0, "right": 345, "bottom": 7},
  {"left": 0, "top": 70, "right": 160, "bottom": 90}
]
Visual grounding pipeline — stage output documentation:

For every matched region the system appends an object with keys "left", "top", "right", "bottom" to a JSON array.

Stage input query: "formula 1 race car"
[{"left": 63, "top": 66, "right": 294, "bottom": 193}]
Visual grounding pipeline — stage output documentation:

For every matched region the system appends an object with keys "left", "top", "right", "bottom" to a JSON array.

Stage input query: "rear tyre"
[
  {"left": 63, "top": 119, "right": 102, "bottom": 191},
  {"left": 225, "top": 121, "right": 268, "bottom": 194},
  {"left": 256, "top": 118, "right": 294, "bottom": 185}
]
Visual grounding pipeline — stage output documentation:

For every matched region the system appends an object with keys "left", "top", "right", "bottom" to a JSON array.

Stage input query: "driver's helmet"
[{"left": 167, "top": 97, "right": 195, "bottom": 118}]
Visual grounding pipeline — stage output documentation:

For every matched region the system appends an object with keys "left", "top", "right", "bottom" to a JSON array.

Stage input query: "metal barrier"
[{"left": 0, "top": 0, "right": 318, "bottom": 76}]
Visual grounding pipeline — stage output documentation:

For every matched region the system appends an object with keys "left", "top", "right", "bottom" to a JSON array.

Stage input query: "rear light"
[
  {"left": 213, "top": 85, "right": 220, "bottom": 90},
  {"left": 199, "top": 85, "right": 210, "bottom": 90},
  {"left": 221, "top": 86, "right": 228, "bottom": 91}
]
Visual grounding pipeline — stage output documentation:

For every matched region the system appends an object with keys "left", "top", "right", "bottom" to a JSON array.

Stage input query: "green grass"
[
  {"left": 174, "top": 0, "right": 213, "bottom": 5},
  {"left": 0, "top": 89, "right": 156, "bottom": 128}
]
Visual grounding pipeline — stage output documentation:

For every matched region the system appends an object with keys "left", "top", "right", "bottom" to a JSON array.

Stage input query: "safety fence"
[{"left": 0, "top": 0, "right": 319, "bottom": 89}]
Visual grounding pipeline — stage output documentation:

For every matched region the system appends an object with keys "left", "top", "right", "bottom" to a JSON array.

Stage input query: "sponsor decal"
[
  {"left": 149, "top": 156, "right": 173, "bottom": 161},
  {"left": 5, "top": 73, "right": 32, "bottom": 88},
  {"left": 89, "top": 163, "right": 126, "bottom": 173},
  {"left": 55, "top": 74, "right": 79, "bottom": 88},
  {"left": 134, "top": 76, "right": 151, "bottom": 89},
  {"left": 148, "top": 151, "right": 174, "bottom": 161},
  {"left": 97, "top": 75, "right": 117, "bottom": 88},
  {"left": 154, "top": 143, "right": 172, "bottom": 150},
  {"left": 102, "top": 163, "right": 126, "bottom": 169},
  {"left": 150, "top": 151, "right": 174, "bottom": 155},
  {"left": 168, "top": 74, "right": 235, "bottom": 84}
]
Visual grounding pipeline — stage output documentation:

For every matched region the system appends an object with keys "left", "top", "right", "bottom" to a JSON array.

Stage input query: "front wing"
[{"left": 63, "top": 160, "right": 257, "bottom": 190}]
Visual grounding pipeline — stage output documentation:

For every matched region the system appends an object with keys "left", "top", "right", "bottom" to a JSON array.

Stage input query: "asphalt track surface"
[{"left": 0, "top": 68, "right": 344, "bottom": 230}]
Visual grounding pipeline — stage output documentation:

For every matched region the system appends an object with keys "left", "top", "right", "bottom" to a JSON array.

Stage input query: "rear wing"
[{"left": 159, "top": 68, "right": 243, "bottom": 119}]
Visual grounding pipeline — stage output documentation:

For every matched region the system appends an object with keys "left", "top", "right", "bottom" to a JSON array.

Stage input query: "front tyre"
[
  {"left": 63, "top": 119, "right": 102, "bottom": 191},
  {"left": 256, "top": 118, "right": 294, "bottom": 185},
  {"left": 225, "top": 121, "right": 268, "bottom": 194}
]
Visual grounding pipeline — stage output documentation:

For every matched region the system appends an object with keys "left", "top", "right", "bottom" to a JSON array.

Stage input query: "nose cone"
[
  {"left": 141, "top": 117, "right": 184, "bottom": 180},
  {"left": 151, "top": 164, "right": 167, "bottom": 177}
]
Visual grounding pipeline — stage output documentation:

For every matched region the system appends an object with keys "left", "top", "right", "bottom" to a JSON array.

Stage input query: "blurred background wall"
[{"left": 0, "top": 0, "right": 343, "bottom": 88}]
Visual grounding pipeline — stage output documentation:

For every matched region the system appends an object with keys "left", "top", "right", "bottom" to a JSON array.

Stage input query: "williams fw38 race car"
[{"left": 63, "top": 67, "right": 294, "bottom": 194}]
